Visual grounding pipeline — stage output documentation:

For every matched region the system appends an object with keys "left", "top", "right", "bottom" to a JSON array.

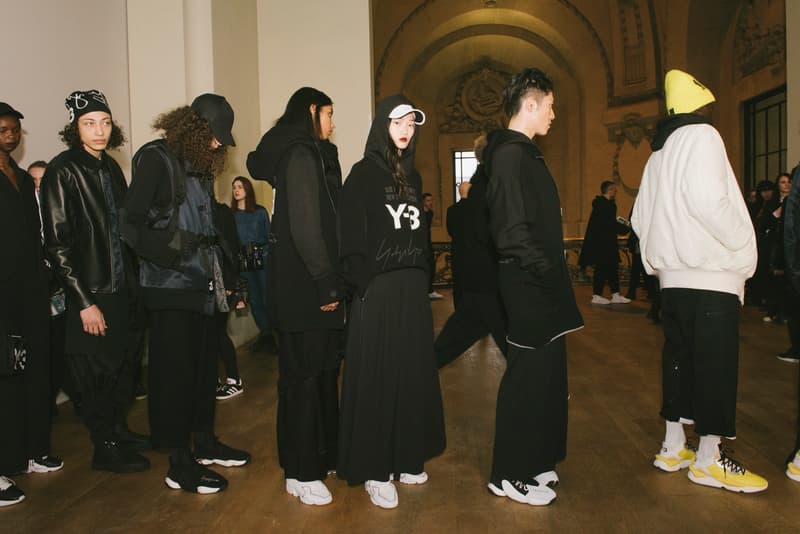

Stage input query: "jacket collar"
[{"left": 70, "top": 147, "right": 107, "bottom": 170}]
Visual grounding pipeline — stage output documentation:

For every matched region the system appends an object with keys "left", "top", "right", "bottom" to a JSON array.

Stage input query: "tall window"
[
  {"left": 453, "top": 150, "right": 478, "bottom": 202},
  {"left": 744, "top": 86, "right": 786, "bottom": 191}
]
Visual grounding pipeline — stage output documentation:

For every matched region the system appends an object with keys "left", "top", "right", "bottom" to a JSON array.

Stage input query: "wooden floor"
[{"left": 5, "top": 286, "right": 800, "bottom": 534}]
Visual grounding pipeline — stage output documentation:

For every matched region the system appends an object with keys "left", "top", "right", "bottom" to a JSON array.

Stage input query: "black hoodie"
[
  {"left": 338, "top": 95, "right": 429, "bottom": 297},
  {"left": 484, "top": 128, "right": 583, "bottom": 348},
  {"left": 246, "top": 123, "right": 343, "bottom": 331}
]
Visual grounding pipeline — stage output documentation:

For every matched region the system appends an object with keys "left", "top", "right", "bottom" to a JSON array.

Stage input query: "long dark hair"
[
  {"left": 231, "top": 175, "right": 257, "bottom": 213},
  {"left": 276, "top": 87, "right": 332, "bottom": 140},
  {"left": 384, "top": 132, "right": 410, "bottom": 199}
]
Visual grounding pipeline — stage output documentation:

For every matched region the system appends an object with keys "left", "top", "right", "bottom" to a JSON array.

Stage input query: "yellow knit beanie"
[{"left": 664, "top": 69, "right": 715, "bottom": 115}]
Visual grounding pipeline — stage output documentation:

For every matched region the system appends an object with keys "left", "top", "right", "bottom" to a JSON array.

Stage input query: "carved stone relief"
[
  {"left": 734, "top": 0, "right": 786, "bottom": 77},
  {"left": 607, "top": 113, "right": 658, "bottom": 195},
  {"left": 440, "top": 66, "right": 510, "bottom": 133}
]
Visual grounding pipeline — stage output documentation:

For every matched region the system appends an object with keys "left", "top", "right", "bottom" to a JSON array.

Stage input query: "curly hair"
[
  {"left": 58, "top": 122, "right": 126, "bottom": 150},
  {"left": 152, "top": 106, "right": 227, "bottom": 175}
]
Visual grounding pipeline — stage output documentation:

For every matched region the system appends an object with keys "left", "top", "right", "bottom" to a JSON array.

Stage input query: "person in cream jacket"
[{"left": 632, "top": 69, "right": 766, "bottom": 494}]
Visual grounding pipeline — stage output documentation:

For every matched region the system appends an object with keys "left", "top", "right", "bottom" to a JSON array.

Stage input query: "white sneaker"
[
  {"left": 428, "top": 291, "right": 444, "bottom": 300},
  {"left": 534, "top": 470, "right": 559, "bottom": 488},
  {"left": 591, "top": 294, "right": 611, "bottom": 304},
  {"left": 394, "top": 472, "right": 428, "bottom": 484},
  {"left": 365, "top": 479, "right": 398, "bottom": 509},
  {"left": 500, "top": 479, "right": 556, "bottom": 506},
  {"left": 610, "top": 293, "right": 631, "bottom": 304},
  {"left": 285, "top": 478, "right": 332, "bottom": 506}
]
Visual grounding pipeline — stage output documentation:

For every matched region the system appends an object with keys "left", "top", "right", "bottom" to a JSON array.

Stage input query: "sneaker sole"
[
  {"left": 285, "top": 481, "right": 332, "bottom": 506},
  {"left": 653, "top": 458, "right": 692, "bottom": 472},
  {"left": 196, "top": 458, "right": 249, "bottom": 468},
  {"left": 0, "top": 495, "right": 25, "bottom": 507},
  {"left": 777, "top": 356, "right": 800, "bottom": 363},
  {"left": 215, "top": 389, "right": 244, "bottom": 400},
  {"left": 501, "top": 480, "right": 557, "bottom": 506},
  {"left": 27, "top": 464, "right": 64, "bottom": 474},
  {"left": 487, "top": 482, "right": 505, "bottom": 497},
  {"left": 787, "top": 467, "right": 800, "bottom": 482},
  {"left": 687, "top": 470, "right": 768, "bottom": 493},
  {"left": 165, "top": 476, "right": 223, "bottom": 494}
]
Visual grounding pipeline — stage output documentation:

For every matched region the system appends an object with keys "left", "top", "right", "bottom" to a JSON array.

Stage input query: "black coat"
[
  {"left": 41, "top": 148, "right": 136, "bottom": 310},
  {"left": 448, "top": 165, "right": 498, "bottom": 293},
  {"left": 247, "top": 125, "right": 343, "bottom": 332},
  {"left": 485, "top": 129, "right": 583, "bottom": 348},
  {"left": 579, "top": 195, "right": 627, "bottom": 267}
]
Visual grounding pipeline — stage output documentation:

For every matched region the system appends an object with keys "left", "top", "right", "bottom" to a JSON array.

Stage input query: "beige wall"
[
  {"left": 5, "top": 0, "right": 132, "bottom": 173},
  {"left": 788, "top": 1, "right": 800, "bottom": 168},
  {"left": 256, "top": 0, "right": 374, "bottom": 182}
]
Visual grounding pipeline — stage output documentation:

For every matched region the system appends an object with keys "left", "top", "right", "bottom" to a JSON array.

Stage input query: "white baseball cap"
[{"left": 388, "top": 104, "right": 426, "bottom": 125}]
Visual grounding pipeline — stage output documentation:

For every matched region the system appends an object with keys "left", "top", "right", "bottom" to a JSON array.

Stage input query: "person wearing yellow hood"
[{"left": 632, "top": 70, "right": 767, "bottom": 493}]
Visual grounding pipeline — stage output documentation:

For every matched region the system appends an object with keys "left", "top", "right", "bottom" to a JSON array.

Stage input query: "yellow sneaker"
[
  {"left": 688, "top": 452, "right": 768, "bottom": 493},
  {"left": 654, "top": 444, "right": 696, "bottom": 472},
  {"left": 787, "top": 460, "right": 800, "bottom": 482}
]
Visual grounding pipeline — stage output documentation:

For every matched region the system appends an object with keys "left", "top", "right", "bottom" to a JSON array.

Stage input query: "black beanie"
[{"left": 65, "top": 90, "right": 111, "bottom": 124}]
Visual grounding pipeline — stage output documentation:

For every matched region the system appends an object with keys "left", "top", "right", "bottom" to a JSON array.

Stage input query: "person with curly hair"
[
  {"left": 41, "top": 90, "right": 150, "bottom": 475},
  {"left": 121, "top": 94, "right": 250, "bottom": 494}
]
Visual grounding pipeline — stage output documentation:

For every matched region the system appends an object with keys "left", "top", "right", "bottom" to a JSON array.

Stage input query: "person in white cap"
[
  {"left": 338, "top": 94, "right": 446, "bottom": 509},
  {"left": 632, "top": 69, "right": 767, "bottom": 493}
]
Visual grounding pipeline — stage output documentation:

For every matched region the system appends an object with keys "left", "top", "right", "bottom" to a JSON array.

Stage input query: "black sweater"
[{"left": 339, "top": 95, "right": 429, "bottom": 297}]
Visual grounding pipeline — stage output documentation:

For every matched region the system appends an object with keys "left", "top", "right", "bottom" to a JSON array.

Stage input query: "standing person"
[
  {"left": 0, "top": 103, "right": 60, "bottom": 507},
  {"left": 214, "top": 200, "right": 246, "bottom": 400},
  {"left": 434, "top": 136, "right": 508, "bottom": 368},
  {"left": 29, "top": 159, "right": 75, "bottom": 416},
  {"left": 579, "top": 181, "right": 631, "bottom": 304},
  {"left": 40, "top": 91, "right": 148, "bottom": 473},
  {"left": 781, "top": 164, "right": 800, "bottom": 482},
  {"left": 122, "top": 94, "right": 250, "bottom": 494},
  {"left": 423, "top": 192, "right": 444, "bottom": 299},
  {"left": 632, "top": 69, "right": 767, "bottom": 493},
  {"left": 246, "top": 87, "right": 344, "bottom": 506},
  {"left": 230, "top": 176, "right": 275, "bottom": 355},
  {"left": 338, "top": 95, "right": 446, "bottom": 509},
  {"left": 762, "top": 172, "right": 792, "bottom": 324},
  {"left": 484, "top": 68, "right": 584, "bottom": 506}
]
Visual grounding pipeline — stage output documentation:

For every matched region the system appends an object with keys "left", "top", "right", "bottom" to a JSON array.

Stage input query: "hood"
[
  {"left": 246, "top": 124, "right": 316, "bottom": 187},
  {"left": 364, "top": 94, "right": 421, "bottom": 175},
  {"left": 483, "top": 128, "right": 538, "bottom": 172},
  {"left": 592, "top": 195, "right": 614, "bottom": 208},
  {"left": 650, "top": 113, "right": 711, "bottom": 151}
]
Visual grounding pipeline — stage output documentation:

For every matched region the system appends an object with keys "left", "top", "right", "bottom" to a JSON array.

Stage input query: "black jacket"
[
  {"left": 41, "top": 148, "right": 135, "bottom": 311},
  {"left": 783, "top": 166, "right": 800, "bottom": 289},
  {"left": 484, "top": 129, "right": 583, "bottom": 348},
  {"left": 247, "top": 124, "right": 343, "bottom": 332},
  {"left": 578, "top": 195, "right": 628, "bottom": 267},
  {"left": 338, "top": 95, "right": 429, "bottom": 297},
  {"left": 448, "top": 164, "right": 498, "bottom": 293}
]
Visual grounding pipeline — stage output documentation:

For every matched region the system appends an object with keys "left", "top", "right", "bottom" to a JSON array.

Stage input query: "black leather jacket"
[{"left": 41, "top": 148, "right": 133, "bottom": 310}]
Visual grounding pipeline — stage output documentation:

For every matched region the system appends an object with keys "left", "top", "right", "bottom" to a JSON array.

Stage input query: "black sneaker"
[
  {"left": 500, "top": 479, "right": 557, "bottom": 506},
  {"left": 777, "top": 351, "right": 800, "bottom": 363},
  {"left": 0, "top": 477, "right": 25, "bottom": 507},
  {"left": 194, "top": 436, "right": 250, "bottom": 467},
  {"left": 92, "top": 440, "right": 150, "bottom": 473},
  {"left": 165, "top": 462, "right": 228, "bottom": 494},
  {"left": 112, "top": 423, "right": 152, "bottom": 452},
  {"left": 134, "top": 382, "right": 148, "bottom": 400},
  {"left": 26, "top": 455, "right": 64, "bottom": 473}
]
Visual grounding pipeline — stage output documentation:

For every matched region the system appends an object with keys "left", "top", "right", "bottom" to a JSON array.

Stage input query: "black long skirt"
[{"left": 338, "top": 268, "right": 446, "bottom": 485}]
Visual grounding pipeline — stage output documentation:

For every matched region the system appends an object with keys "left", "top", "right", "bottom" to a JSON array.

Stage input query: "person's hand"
[
  {"left": 80, "top": 304, "right": 107, "bottom": 336},
  {"left": 320, "top": 301, "right": 339, "bottom": 312},
  {"left": 236, "top": 300, "right": 246, "bottom": 309}
]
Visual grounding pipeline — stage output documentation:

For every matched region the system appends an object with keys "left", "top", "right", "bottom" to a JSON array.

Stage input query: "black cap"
[
  {"left": 64, "top": 90, "right": 111, "bottom": 124},
  {"left": 191, "top": 93, "right": 235, "bottom": 147},
  {"left": 0, "top": 102, "right": 24, "bottom": 120}
]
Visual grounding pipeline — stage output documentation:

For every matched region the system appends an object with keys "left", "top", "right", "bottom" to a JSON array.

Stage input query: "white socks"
[
  {"left": 663, "top": 421, "right": 686, "bottom": 452},
  {"left": 695, "top": 435, "right": 721, "bottom": 468}
]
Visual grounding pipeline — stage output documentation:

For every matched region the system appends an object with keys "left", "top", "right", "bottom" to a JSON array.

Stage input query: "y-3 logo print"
[{"left": 385, "top": 203, "right": 420, "bottom": 230}]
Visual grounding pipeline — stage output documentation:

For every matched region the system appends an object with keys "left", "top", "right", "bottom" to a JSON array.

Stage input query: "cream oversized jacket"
[{"left": 631, "top": 123, "right": 756, "bottom": 304}]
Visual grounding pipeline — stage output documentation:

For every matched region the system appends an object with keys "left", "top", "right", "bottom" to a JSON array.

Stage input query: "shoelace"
[
  {"left": 718, "top": 450, "right": 747, "bottom": 475},
  {"left": 0, "top": 476, "right": 14, "bottom": 490}
]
